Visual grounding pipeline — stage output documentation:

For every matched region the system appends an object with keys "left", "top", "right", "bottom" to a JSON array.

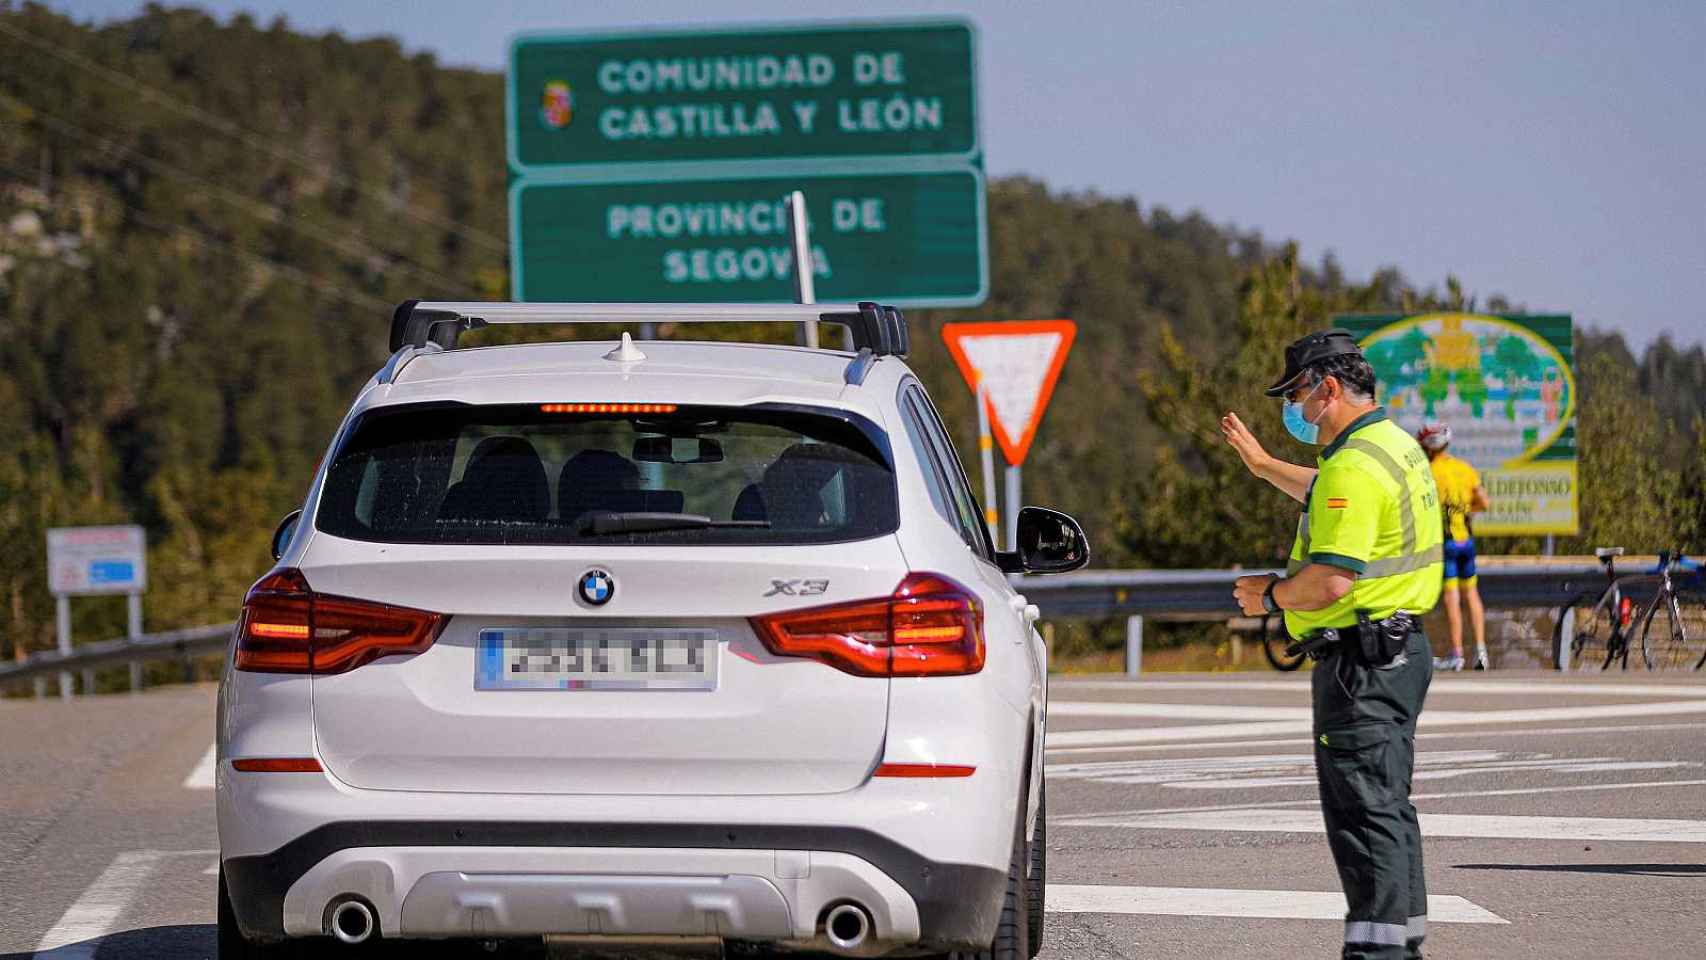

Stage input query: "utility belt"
[{"left": 1286, "top": 611, "right": 1418, "bottom": 664}]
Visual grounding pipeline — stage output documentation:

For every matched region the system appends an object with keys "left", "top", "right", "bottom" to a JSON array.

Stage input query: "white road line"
[
  {"left": 1046, "top": 749, "right": 1695, "bottom": 788},
  {"left": 1061, "top": 808, "right": 1706, "bottom": 843},
  {"left": 1045, "top": 720, "right": 1705, "bottom": 756},
  {"left": 182, "top": 744, "right": 216, "bottom": 790},
  {"left": 1044, "top": 700, "right": 1706, "bottom": 748},
  {"left": 1056, "top": 778, "right": 1706, "bottom": 823},
  {"left": 33, "top": 851, "right": 161, "bottom": 956},
  {"left": 1046, "top": 884, "right": 1507, "bottom": 924},
  {"left": 1049, "top": 702, "right": 1309, "bottom": 721},
  {"left": 1049, "top": 678, "right": 1706, "bottom": 698}
]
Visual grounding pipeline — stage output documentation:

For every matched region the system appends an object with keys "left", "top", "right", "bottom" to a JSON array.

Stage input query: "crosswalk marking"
[
  {"left": 182, "top": 744, "right": 216, "bottom": 790},
  {"left": 1046, "top": 884, "right": 1507, "bottom": 924},
  {"left": 1045, "top": 699, "right": 1706, "bottom": 749},
  {"left": 1046, "top": 749, "right": 1696, "bottom": 788},
  {"left": 33, "top": 851, "right": 160, "bottom": 957},
  {"left": 1049, "top": 678, "right": 1706, "bottom": 698},
  {"left": 1061, "top": 808, "right": 1706, "bottom": 843},
  {"left": 1045, "top": 720, "right": 1706, "bottom": 756},
  {"left": 34, "top": 849, "right": 217, "bottom": 958}
]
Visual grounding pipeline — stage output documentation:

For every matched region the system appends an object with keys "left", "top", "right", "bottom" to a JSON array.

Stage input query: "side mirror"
[
  {"left": 271, "top": 509, "right": 303, "bottom": 561},
  {"left": 997, "top": 506, "right": 1090, "bottom": 575}
]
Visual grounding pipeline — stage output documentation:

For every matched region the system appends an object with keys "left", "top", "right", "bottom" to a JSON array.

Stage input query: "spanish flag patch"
[{"left": 1326, "top": 497, "right": 1349, "bottom": 509}]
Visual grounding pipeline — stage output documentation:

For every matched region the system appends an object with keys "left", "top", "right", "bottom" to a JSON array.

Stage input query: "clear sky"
[{"left": 55, "top": 0, "right": 1706, "bottom": 350}]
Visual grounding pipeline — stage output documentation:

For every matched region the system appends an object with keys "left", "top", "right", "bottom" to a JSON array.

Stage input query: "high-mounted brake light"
[
  {"left": 749, "top": 573, "right": 985, "bottom": 678},
  {"left": 235, "top": 569, "right": 445, "bottom": 674},
  {"left": 540, "top": 403, "right": 677, "bottom": 414}
]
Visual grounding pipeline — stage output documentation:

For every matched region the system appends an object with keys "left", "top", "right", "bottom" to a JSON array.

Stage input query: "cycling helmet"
[{"left": 1417, "top": 422, "right": 1452, "bottom": 451}]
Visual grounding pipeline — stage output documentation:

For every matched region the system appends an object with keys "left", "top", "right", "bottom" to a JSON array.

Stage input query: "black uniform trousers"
[{"left": 1311, "top": 630, "right": 1433, "bottom": 960}]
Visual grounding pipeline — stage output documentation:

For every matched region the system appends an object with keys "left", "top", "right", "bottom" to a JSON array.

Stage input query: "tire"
[
  {"left": 1025, "top": 787, "right": 1046, "bottom": 956},
  {"left": 929, "top": 801, "right": 1031, "bottom": 960},
  {"left": 1260, "top": 615, "right": 1306, "bottom": 671},
  {"left": 1641, "top": 592, "right": 1698, "bottom": 671},
  {"left": 1554, "top": 594, "right": 1614, "bottom": 671}
]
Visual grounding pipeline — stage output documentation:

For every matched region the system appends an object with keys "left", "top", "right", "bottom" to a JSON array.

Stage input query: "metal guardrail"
[
  {"left": 1010, "top": 556, "right": 1630, "bottom": 619},
  {"left": 1, "top": 623, "right": 231, "bottom": 690},
  {"left": 0, "top": 557, "right": 1677, "bottom": 692}
]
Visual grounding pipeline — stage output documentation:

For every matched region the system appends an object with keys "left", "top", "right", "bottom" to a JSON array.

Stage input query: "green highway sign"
[
  {"left": 507, "top": 21, "right": 977, "bottom": 173},
  {"left": 510, "top": 170, "right": 987, "bottom": 306}
]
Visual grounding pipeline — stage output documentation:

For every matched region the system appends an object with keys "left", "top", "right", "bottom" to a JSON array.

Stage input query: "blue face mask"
[{"left": 1282, "top": 381, "right": 1327, "bottom": 445}]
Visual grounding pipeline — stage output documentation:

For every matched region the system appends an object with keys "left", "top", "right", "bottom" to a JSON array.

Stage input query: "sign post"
[
  {"left": 1336, "top": 313, "right": 1578, "bottom": 537},
  {"left": 785, "top": 190, "right": 818, "bottom": 346},
  {"left": 46, "top": 525, "right": 147, "bottom": 698},
  {"left": 941, "top": 321, "right": 1078, "bottom": 549},
  {"left": 506, "top": 20, "right": 986, "bottom": 307}
]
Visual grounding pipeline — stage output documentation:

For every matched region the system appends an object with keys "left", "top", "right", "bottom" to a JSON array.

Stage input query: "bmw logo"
[{"left": 578, "top": 569, "right": 615, "bottom": 606}]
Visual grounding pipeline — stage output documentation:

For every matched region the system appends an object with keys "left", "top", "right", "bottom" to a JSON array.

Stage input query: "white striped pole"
[{"left": 976, "top": 377, "right": 999, "bottom": 545}]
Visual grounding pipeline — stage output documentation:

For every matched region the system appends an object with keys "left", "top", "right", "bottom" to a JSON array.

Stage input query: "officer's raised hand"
[{"left": 1221, "top": 411, "right": 1316, "bottom": 504}]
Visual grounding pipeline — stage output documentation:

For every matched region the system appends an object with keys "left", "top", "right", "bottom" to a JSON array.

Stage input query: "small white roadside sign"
[{"left": 47, "top": 525, "right": 147, "bottom": 596}]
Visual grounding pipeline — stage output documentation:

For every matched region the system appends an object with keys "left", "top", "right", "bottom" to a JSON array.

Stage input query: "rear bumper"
[{"left": 224, "top": 821, "right": 1005, "bottom": 950}]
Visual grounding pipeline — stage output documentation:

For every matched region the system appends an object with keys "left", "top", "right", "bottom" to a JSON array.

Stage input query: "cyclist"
[{"left": 1418, "top": 423, "right": 1490, "bottom": 670}]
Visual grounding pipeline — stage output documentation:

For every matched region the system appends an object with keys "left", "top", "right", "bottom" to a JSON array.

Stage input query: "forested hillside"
[{"left": 2, "top": 3, "right": 1703, "bottom": 664}]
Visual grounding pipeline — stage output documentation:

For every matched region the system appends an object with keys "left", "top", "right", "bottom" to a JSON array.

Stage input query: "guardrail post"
[
  {"left": 1125, "top": 615, "right": 1143, "bottom": 676},
  {"left": 1555, "top": 607, "right": 1574, "bottom": 672},
  {"left": 55, "top": 595, "right": 72, "bottom": 700},
  {"left": 127, "top": 593, "right": 143, "bottom": 694}
]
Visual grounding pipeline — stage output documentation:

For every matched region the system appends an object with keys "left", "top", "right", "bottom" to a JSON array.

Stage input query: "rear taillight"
[
  {"left": 750, "top": 573, "right": 984, "bottom": 677},
  {"left": 236, "top": 568, "right": 445, "bottom": 674}
]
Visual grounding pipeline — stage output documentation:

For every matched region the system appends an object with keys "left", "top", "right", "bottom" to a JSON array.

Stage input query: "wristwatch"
[{"left": 1262, "top": 576, "right": 1282, "bottom": 614}]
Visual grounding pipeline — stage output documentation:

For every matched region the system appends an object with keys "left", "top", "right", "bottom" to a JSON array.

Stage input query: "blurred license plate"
[{"left": 475, "top": 628, "right": 718, "bottom": 691}]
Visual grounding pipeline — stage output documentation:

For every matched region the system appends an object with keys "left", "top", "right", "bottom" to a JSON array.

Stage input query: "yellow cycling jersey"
[
  {"left": 1284, "top": 409, "right": 1444, "bottom": 636},
  {"left": 1429, "top": 452, "right": 1480, "bottom": 542}
]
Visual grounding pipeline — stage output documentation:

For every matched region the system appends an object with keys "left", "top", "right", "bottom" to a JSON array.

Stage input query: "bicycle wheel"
[
  {"left": 1261, "top": 615, "right": 1306, "bottom": 672},
  {"left": 1555, "top": 594, "right": 1615, "bottom": 670},
  {"left": 1642, "top": 590, "right": 1706, "bottom": 671}
]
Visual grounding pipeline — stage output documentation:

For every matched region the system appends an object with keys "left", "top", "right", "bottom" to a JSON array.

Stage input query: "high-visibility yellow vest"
[{"left": 1284, "top": 408, "right": 1444, "bottom": 636}]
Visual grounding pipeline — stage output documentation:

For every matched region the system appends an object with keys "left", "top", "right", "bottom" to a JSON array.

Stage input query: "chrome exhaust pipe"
[
  {"left": 328, "top": 897, "right": 376, "bottom": 944},
  {"left": 823, "top": 902, "right": 872, "bottom": 952}
]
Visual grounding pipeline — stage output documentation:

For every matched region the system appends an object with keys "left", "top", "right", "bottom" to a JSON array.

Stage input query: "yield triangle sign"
[{"left": 941, "top": 320, "right": 1077, "bottom": 465}]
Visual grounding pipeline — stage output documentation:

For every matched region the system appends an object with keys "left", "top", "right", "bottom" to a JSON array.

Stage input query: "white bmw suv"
[{"left": 217, "top": 301, "right": 1088, "bottom": 958}]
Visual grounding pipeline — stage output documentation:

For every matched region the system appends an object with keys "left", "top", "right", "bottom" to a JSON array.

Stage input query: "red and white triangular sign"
[{"left": 941, "top": 320, "right": 1077, "bottom": 465}]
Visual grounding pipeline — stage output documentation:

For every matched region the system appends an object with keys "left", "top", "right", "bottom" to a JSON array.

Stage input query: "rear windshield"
[{"left": 315, "top": 403, "right": 897, "bottom": 545}]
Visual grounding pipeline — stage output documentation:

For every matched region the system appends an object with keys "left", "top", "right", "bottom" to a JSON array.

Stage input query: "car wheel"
[
  {"left": 930, "top": 805, "right": 1031, "bottom": 960},
  {"left": 1026, "top": 785, "right": 1046, "bottom": 956}
]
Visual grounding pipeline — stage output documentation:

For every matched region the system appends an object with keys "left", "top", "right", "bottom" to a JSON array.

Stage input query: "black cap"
[{"left": 1265, "top": 328, "right": 1365, "bottom": 397}]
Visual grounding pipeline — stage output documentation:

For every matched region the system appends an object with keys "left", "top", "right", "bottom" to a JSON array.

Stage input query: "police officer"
[{"left": 1224, "top": 330, "right": 1444, "bottom": 960}]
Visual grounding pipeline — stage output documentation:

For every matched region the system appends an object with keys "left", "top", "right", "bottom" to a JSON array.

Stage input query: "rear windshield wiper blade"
[{"left": 573, "top": 512, "right": 771, "bottom": 536}]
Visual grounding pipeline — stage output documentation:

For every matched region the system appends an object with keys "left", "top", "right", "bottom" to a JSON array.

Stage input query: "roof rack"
[{"left": 388, "top": 300, "right": 910, "bottom": 358}]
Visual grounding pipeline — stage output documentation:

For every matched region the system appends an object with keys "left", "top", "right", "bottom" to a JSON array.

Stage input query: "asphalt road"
[{"left": 3, "top": 671, "right": 1704, "bottom": 959}]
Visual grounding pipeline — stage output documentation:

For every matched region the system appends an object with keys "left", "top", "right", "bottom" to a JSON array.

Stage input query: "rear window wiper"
[{"left": 572, "top": 512, "right": 771, "bottom": 536}]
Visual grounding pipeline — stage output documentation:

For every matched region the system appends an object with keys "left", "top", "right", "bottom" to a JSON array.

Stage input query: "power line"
[
  {"left": 4, "top": 93, "right": 479, "bottom": 298},
  {"left": 0, "top": 16, "right": 508, "bottom": 254}
]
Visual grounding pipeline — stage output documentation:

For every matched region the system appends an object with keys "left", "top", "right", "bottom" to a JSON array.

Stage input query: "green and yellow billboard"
[{"left": 1336, "top": 313, "right": 1578, "bottom": 536}]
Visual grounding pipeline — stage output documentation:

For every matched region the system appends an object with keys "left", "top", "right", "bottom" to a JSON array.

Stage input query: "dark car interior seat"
[
  {"left": 731, "top": 483, "right": 767, "bottom": 522},
  {"left": 759, "top": 443, "right": 865, "bottom": 530},
  {"left": 558, "top": 449, "right": 643, "bottom": 526},
  {"left": 437, "top": 436, "right": 551, "bottom": 525}
]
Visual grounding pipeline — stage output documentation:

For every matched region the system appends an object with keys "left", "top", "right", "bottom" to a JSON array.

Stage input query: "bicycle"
[
  {"left": 1259, "top": 612, "right": 1307, "bottom": 671},
  {"left": 1552, "top": 547, "right": 1641, "bottom": 670},
  {"left": 1637, "top": 550, "right": 1706, "bottom": 671}
]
